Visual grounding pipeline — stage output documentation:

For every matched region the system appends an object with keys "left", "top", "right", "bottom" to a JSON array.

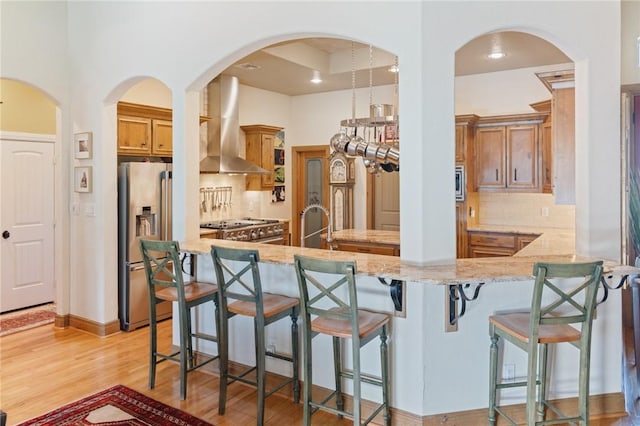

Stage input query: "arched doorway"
[
  {"left": 454, "top": 31, "right": 575, "bottom": 258},
  {"left": 0, "top": 78, "right": 57, "bottom": 312},
  {"left": 198, "top": 37, "right": 400, "bottom": 248}
]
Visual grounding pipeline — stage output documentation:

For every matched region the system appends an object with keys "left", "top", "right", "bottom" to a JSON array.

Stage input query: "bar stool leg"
[
  {"left": 381, "top": 324, "right": 391, "bottom": 426},
  {"left": 526, "top": 341, "right": 539, "bottom": 426},
  {"left": 332, "top": 336, "right": 344, "bottom": 416},
  {"left": 255, "top": 319, "right": 266, "bottom": 426},
  {"left": 179, "top": 306, "right": 189, "bottom": 400},
  {"left": 351, "top": 336, "right": 361, "bottom": 426},
  {"left": 537, "top": 343, "right": 548, "bottom": 421},
  {"left": 578, "top": 335, "right": 591, "bottom": 425},
  {"left": 218, "top": 313, "right": 229, "bottom": 415},
  {"left": 290, "top": 308, "right": 300, "bottom": 404},
  {"left": 488, "top": 332, "right": 499, "bottom": 426},
  {"left": 302, "top": 325, "right": 313, "bottom": 426}
]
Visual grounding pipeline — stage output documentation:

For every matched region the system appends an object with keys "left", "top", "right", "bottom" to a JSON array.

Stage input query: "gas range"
[{"left": 200, "top": 218, "right": 285, "bottom": 244}]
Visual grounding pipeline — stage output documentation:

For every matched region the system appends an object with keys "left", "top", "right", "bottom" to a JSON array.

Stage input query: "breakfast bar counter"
[
  {"left": 179, "top": 237, "right": 633, "bottom": 423},
  {"left": 180, "top": 237, "right": 633, "bottom": 285}
]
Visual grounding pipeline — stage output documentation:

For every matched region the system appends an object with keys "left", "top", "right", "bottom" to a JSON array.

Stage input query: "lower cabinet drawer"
[
  {"left": 469, "top": 247, "right": 515, "bottom": 258},
  {"left": 469, "top": 233, "right": 516, "bottom": 248},
  {"left": 335, "top": 242, "right": 398, "bottom": 256}
]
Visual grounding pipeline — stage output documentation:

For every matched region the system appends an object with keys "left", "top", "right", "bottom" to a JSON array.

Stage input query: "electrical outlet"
[
  {"left": 541, "top": 207, "right": 549, "bottom": 217},
  {"left": 267, "top": 343, "right": 276, "bottom": 354},
  {"left": 503, "top": 364, "right": 515, "bottom": 382}
]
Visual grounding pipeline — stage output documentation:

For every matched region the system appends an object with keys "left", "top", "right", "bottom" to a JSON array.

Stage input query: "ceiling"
[{"left": 221, "top": 32, "right": 572, "bottom": 96}]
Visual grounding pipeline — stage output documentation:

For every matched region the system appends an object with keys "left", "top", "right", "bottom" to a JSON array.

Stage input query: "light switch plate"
[{"left": 84, "top": 203, "right": 96, "bottom": 217}]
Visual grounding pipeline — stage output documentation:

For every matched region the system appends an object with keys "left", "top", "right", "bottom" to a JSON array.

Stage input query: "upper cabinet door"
[
  {"left": 118, "top": 115, "right": 152, "bottom": 155},
  {"left": 506, "top": 124, "right": 538, "bottom": 189},
  {"left": 152, "top": 119, "right": 173, "bottom": 157},
  {"left": 475, "top": 126, "right": 506, "bottom": 189}
]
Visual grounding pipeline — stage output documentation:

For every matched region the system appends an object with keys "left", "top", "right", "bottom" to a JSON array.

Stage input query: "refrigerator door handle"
[{"left": 160, "top": 170, "right": 172, "bottom": 241}]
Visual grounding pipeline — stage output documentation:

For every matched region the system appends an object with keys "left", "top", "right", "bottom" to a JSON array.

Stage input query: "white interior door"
[{"left": 1, "top": 137, "right": 55, "bottom": 312}]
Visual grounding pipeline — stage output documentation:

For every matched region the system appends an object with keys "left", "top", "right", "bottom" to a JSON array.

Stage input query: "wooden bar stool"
[
  {"left": 140, "top": 239, "right": 219, "bottom": 400},
  {"left": 488, "top": 261, "right": 604, "bottom": 425},
  {"left": 211, "top": 245, "right": 300, "bottom": 426},
  {"left": 293, "top": 254, "right": 391, "bottom": 426}
]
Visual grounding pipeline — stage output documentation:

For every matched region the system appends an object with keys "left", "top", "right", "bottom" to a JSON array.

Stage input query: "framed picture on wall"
[
  {"left": 74, "top": 166, "right": 93, "bottom": 193},
  {"left": 74, "top": 132, "right": 93, "bottom": 159}
]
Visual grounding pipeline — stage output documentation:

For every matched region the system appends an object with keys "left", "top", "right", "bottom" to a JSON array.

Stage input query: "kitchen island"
[{"left": 180, "top": 235, "right": 633, "bottom": 424}]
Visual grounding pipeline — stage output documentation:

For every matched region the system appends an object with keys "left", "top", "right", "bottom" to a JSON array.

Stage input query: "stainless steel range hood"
[{"left": 200, "top": 75, "right": 269, "bottom": 174}]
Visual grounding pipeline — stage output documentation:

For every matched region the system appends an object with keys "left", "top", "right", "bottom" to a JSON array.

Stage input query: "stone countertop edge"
[{"left": 180, "top": 238, "right": 635, "bottom": 285}]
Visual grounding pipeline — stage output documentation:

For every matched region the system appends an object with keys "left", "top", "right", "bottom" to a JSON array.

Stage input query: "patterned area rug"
[
  {"left": 16, "top": 385, "right": 214, "bottom": 425},
  {"left": 0, "top": 304, "right": 55, "bottom": 336}
]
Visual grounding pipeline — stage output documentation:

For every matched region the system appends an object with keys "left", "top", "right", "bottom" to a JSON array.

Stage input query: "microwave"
[{"left": 455, "top": 165, "right": 465, "bottom": 201}]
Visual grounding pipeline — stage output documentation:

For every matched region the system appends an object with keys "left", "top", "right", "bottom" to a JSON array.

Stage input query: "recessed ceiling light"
[
  {"left": 488, "top": 51, "right": 506, "bottom": 60},
  {"left": 235, "top": 63, "right": 261, "bottom": 70},
  {"left": 310, "top": 70, "right": 322, "bottom": 84},
  {"left": 388, "top": 65, "right": 399, "bottom": 73}
]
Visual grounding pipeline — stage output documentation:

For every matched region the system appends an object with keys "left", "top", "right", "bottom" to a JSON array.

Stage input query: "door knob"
[{"left": 2, "top": 230, "right": 9, "bottom": 239}]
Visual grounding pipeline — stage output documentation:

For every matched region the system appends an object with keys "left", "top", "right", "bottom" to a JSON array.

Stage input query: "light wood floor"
[
  {"left": 1, "top": 319, "right": 639, "bottom": 426},
  {"left": 0, "top": 319, "right": 352, "bottom": 426}
]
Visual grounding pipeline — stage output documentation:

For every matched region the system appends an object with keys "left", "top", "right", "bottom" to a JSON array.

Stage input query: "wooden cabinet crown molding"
[
  {"left": 117, "top": 101, "right": 209, "bottom": 124},
  {"left": 529, "top": 99, "right": 552, "bottom": 114},
  {"left": 476, "top": 112, "right": 548, "bottom": 127},
  {"left": 455, "top": 114, "right": 480, "bottom": 126}
]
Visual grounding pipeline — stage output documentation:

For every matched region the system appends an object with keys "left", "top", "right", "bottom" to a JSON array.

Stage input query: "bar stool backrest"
[
  {"left": 294, "top": 255, "right": 359, "bottom": 336},
  {"left": 530, "top": 261, "right": 604, "bottom": 341},
  {"left": 140, "top": 239, "right": 186, "bottom": 299},
  {"left": 211, "top": 246, "right": 264, "bottom": 317}
]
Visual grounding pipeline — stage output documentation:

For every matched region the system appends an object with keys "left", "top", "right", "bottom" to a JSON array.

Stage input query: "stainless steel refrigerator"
[{"left": 118, "top": 162, "right": 173, "bottom": 331}]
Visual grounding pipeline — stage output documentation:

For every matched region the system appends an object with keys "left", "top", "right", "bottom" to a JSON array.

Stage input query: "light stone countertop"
[{"left": 180, "top": 236, "right": 634, "bottom": 285}]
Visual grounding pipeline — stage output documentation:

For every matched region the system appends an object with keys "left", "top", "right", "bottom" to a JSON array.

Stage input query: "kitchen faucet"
[{"left": 300, "top": 204, "right": 333, "bottom": 249}]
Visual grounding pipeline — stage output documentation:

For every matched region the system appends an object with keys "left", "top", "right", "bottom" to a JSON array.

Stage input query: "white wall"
[
  {"left": 455, "top": 63, "right": 573, "bottom": 116},
  {"left": 622, "top": 0, "right": 640, "bottom": 87},
  {"left": 121, "top": 78, "right": 172, "bottom": 108}
]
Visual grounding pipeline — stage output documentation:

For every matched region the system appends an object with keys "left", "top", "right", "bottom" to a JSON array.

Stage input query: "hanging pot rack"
[{"left": 330, "top": 46, "right": 399, "bottom": 173}]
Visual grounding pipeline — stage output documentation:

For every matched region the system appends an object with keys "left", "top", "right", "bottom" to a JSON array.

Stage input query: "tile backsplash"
[
  {"left": 473, "top": 192, "right": 575, "bottom": 229},
  {"left": 199, "top": 174, "right": 262, "bottom": 222}
]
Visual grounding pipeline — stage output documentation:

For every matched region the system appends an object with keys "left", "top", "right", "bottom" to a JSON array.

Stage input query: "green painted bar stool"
[
  {"left": 140, "top": 239, "right": 219, "bottom": 400},
  {"left": 293, "top": 254, "right": 391, "bottom": 426},
  {"left": 488, "top": 260, "right": 604, "bottom": 426},
  {"left": 211, "top": 245, "right": 300, "bottom": 426}
]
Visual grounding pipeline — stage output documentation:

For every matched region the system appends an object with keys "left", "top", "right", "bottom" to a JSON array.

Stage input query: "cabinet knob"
[{"left": 495, "top": 169, "right": 498, "bottom": 181}]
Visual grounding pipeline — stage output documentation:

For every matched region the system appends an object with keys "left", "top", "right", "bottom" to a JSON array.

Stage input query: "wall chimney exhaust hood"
[{"left": 200, "top": 75, "right": 270, "bottom": 174}]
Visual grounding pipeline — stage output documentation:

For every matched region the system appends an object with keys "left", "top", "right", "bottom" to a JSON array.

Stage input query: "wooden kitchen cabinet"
[
  {"left": 468, "top": 231, "right": 516, "bottom": 257},
  {"left": 456, "top": 202, "right": 468, "bottom": 258},
  {"left": 517, "top": 234, "right": 540, "bottom": 250},
  {"left": 468, "top": 230, "right": 540, "bottom": 258},
  {"left": 118, "top": 115, "right": 152, "bottom": 155},
  {"left": 117, "top": 102, "right": 173, "bottom": 158},
  {"left": 474, "top": 113, "right": 546, "bottom": 192},
  {"left": 536, "top": 70, "right": 575, "bottom": 204},
  {"left": 333, "top": 241, "right": 399, "bottom": 256},
  {"left": 455, "top": 115, "right": 478, "bottom": 164},
  {"left": 242, "top": 125, "right": 283, "bottom": 190},
  {"left": 530, "top": 99, "right": 553, "bottom": 194},
  {"left": 152, "top": 119, "right": 173, "bottom": 156}
]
